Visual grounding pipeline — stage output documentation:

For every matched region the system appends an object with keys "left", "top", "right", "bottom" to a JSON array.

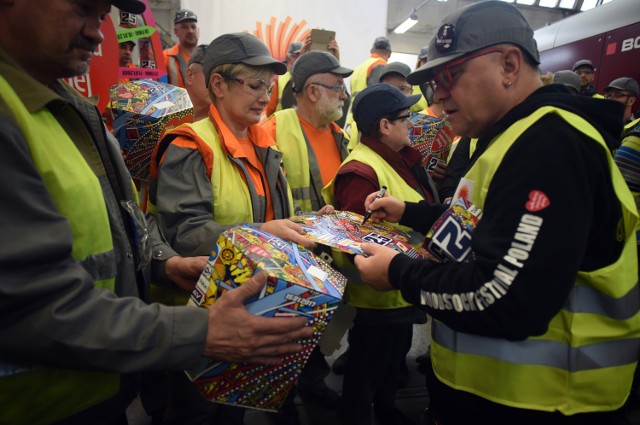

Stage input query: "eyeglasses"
[
  {"left": 306, "top": 82, "right": 347, "bottom": 93},
  {"left": 387, "top": 113, "right": 412, "bottom": 125},
  {"left": 604, "top": 91, "right": 633, "bottom": 99},
  {"left": 218, "top": 72, "right": 274, "bottom": 97},
  {"left": 396, "top": 84, "right": 413, "bottom": 95},
  {"left": 575, "top": 69, "right": 594, "bottom": 75},
  {"left": 428, "top": 48, "right": 504, "bottom": 92}
]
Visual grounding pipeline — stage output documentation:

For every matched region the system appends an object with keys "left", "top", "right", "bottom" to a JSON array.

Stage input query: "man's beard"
[{"left": 316, "top": 91, "right": 343, "bottom": 123}]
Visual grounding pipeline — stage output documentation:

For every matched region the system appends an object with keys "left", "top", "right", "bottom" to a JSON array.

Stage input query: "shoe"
[
  {"left": 373, "top": 405, "right": 416, "bottom": 425},
  {"left": 331, "top": 350, "right": 348, "bottom": 375},
  {"left": 297, "top": 381, "right": 341, "bottom": 409}
]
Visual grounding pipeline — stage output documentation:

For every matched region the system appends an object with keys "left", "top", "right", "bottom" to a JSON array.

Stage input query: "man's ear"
[
  {"left": 379, "top": 118, "right": 392, "bottom": 137},
  {"left": 502, "top": 46, "right": 522, "bottom": 83},
  {"left": 185, "top": 67, "right": 194, "bottom": 85},
  {"left": 628, "top": 96, "right": 637, "bottom": 108},
  {"left": 306, "top": 84, "right": 321, "bottom": 102}
]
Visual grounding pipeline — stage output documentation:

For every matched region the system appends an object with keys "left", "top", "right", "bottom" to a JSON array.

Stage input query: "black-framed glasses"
[
  {"left": 387, "top": 113, "right": 412, "bottom": 124},
  {"left": 604, "top": 91, "right": 633, "bottom": 99},
  {"left": 306, "top": 82, "right": 347, "bottom": 93},
  {"left": 428, "top": 48, "right": 504, "bottom": 93},
  {"left": 218, "top": 72, "right": 274, "bottom": 97}
]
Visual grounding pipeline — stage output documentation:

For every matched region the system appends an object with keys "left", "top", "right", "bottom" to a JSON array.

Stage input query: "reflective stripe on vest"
[
  {"left": 322, "top": 143, "right": 423, "bottom": 309},
  {"left": 430, "top": 106, "right": 640, "bottom": 415},
  {"left": 274, "top": 109, "right": 348, "bottom": 212},
  {"left": 0, "top": 76, "right": 119, "bottom": 424}
]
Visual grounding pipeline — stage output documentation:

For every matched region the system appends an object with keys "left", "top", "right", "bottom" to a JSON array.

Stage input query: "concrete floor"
[{"left": 127, "top": 322, "right": 432, "bottom": 425}]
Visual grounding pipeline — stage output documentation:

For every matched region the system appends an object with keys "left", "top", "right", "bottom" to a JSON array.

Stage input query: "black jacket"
[{"left": 390, "top": 84, "right": 625, "bottom": 340}]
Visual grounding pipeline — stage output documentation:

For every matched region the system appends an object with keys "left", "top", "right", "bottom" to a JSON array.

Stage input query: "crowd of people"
[{"left": 1, "top": 0, "right": 639, "bottom": 425}]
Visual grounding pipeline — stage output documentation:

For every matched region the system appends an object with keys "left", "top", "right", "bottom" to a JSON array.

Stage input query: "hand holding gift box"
[{"left": 187, "top": 225, "right": 346, "bottom": 412}]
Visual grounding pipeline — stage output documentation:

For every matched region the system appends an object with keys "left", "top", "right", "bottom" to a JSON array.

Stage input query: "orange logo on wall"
[{"left": 251, "top": 17, "right": 311, "bottom": 61}]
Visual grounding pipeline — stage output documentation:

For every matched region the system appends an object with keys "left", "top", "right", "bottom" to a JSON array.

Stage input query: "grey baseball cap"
[
  {"left": 604, "top": 77, "right": 639, "bottom": 97},
  {"left": 372, "top": 36, "right": 392, "bottom": 51},
  {"left": 418, "top": 46, "right": 429, "bottom": 60},
  {"left": 188, "top": 44, "right": 208, "bottom": 66},
  {"left": 407, "top": 1, "right": 539, "bottom": 85},
  {"left": 353, "top": 83, "right": 421, "bottom": 134},
  {"left": 203, "top": 33, "right": 287, "bottom": 86},
  {"left": 572, "top": 59, "right": 595, "bottom": 72},
  {"left": 378, "top": 62, "right": 412, "bottom": 81},
  {"left": 112, "top": 0, "right": 145, "bottom": 14},
  {"left": 553, "top": 70, "right": 580, "bottom": 94},
  {"left": 291, "top": 51, "right": 353, "bottom": 92},
  {"left": 288, "top": 41, "right": 303, "bottom": 55},
  {"left": 174, "top": 9, "right": 197, "bottom": 24}
]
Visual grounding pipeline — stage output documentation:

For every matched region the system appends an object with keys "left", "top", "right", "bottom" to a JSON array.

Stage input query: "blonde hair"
[
  {"left": 208, "top": 63, "right": 274, "bottom": 101},
  {"left": 540, "top": 71, "right": 554, "bottom": 86}
]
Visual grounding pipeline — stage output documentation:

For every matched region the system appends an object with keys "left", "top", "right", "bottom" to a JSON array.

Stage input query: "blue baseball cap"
[{"left": 353, "top": 83, "right": 421, "bottom": 134}]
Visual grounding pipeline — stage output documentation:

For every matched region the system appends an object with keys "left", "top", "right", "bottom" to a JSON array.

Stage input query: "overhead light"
[{"left": 393, "top": 13, "right": 418, "bottom": 34}]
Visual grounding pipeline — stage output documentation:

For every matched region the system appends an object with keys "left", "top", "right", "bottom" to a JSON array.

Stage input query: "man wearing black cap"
[
  {"left": 604, "top": 76, "right": 639, "bottom": 126},
  {"left": 0, "top": 2, "right": 314, "bottom": 424},
  {"left": 262, "top": 50, "right": 352, "bottom": 213},
  {"left": 572, "top": 59, "right": 602, "bottom": 97},
  {"left": 163, "top": 8, "right": 199, "bottom": 88},
  {"left": 323, "top": 83, "right": 438, "bottom": 425},
  {"left": 354, "top": 1, "right": 638, "bottom": 423}
]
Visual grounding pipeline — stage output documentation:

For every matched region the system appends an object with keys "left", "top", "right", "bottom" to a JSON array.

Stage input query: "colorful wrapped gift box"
[
  {"left": 290, "top": 211, "right": 422, "bottom": 258},
  {"left": 186, "top": 225, "right": 346, "bottom": 411},
  {"left": 409, "top": 112, "right": 456, "bottom": 172},
  {"left": 107, "top": 79, "right": 193, "bottom": 180}
]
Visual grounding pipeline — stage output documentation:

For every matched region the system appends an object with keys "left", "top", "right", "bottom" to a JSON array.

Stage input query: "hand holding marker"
[{"left": 362, "top": 186, "right": 387, "bottom": 225}]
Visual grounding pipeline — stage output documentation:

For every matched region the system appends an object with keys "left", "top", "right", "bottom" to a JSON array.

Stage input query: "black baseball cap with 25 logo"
[{"left": 407, "top": 1, "right": 540, "bottom": 85}]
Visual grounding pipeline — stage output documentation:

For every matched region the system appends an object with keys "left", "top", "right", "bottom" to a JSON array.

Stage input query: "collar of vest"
[
  {"left": 195, "top": 104, "right": 278, "bottom": 158},
  {"left": 165, "top": 43, "right": 182, "bottom": 56}
]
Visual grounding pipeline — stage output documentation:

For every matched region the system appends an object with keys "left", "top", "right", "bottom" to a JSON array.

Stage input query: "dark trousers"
[
  {"left": 341, "top": 319, "right": 413, "bottom": 425},
  {"left": 297, "top": 345, "right": 331, "bottom": 391},
  {"left": 141, "top": 370, "right": 245, "bottom": 425}
]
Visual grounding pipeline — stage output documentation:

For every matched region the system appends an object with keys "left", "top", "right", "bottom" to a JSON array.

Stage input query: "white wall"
[{"left": 182, "top": 0, "right": 388, "bottom": 71}]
